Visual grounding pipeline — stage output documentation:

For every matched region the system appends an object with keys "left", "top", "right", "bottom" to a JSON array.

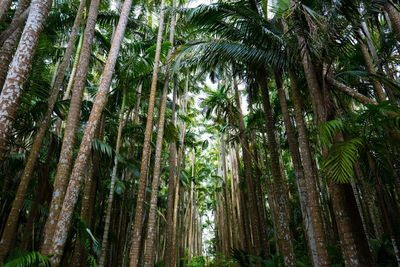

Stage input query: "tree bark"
[
  {"left": 0, "top": 0, "right": 30, "bottom": 91},
  {"left": 144, "top": 1, "right": 176, "bottom": 265},
  {"left": 0, "top": 0, "right": 85, "bottom": 259},
  {"left": 232, "top": 77, "right": 263, "bottom": 254},
  {"left": 128, "top": 1, "right": 166, "bottom": 266},
  {"left": 358, "top": 38, "right": 386, "bottom": 102},
  {"left": 287, "top": 70, "right": 331, "bottom": 266},
  {"left": 385, "top": 1, "right": 400, "bottom": 42},
  {"left": 0, "top": 0, "right": 50, "bottom": 165},
  {"left": 165, "top": 77, "right": 178, "bottom": 267},
  {"left": 47, "top": 0, "right": 133, "bottom": 264},
  {"left": 98, "top": 89, "right": 127, "bottom": 267},
  {"left": 0, "top": 0, "right": 53, "bottom": 262},
  {"left": 257, "top": 72, "right": 296, "bottom": 266},
  {"left": 41, "top": 0, "right": 100, "bottom": 256},
  {"left": 0, "top": 7, "right": 30, "bottom": 46}
]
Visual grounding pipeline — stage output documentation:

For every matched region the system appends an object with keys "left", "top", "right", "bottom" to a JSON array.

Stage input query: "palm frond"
[
  {"left": 323, "top": 138, "right": 363, "bottom": 183},
  {"left": 319, "top": 119, "right": 344, "bottom": 148},
  {"left": 4, "top": 251, "right": 51, "bottom": 267}
]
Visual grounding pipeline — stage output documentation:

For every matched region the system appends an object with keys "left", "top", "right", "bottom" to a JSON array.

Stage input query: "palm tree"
[
  {"left": 40, "top": 0, "right": 101, "bottom": 256},
  {"left": 256, "top": 71, "right": 296, "bottom": 266},
  {"left": 143, "top": 0, "right": 177, "bottom": 265},
  {"left": 0, "top": 0, "right": 52, "bottom": 167},
  {"left": 0, "top": 0, "right": 30, "bottom": 91},
  {"left": 47, "top": 0, "right": 135, "bottom": 264},
  {"left": 0, "top": 0, "right": 85, "bottom": 261},
  {"left": 129, "top": 1, "right": 166, "bottom": 265},
  {"left": 98, "top": 88, "right": 127, "bottom": 267},
  {"left": 288, "top": 69, "right": 331, "bottom": 266}
]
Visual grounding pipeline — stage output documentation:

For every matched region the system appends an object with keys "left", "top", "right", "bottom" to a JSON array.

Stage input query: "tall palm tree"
[
  {"left": 0, "top": 0, "right": 30, "bottom": 91},
  {"left": 0, "top": 0, "right": 85, "bottom": 261},
  {"left": 143, "top": 0, "right": 177, "bottom": 265},
  {"left": 47, "top": 0, "right": 135, "bottom": 264},
  {"left": 98, "top": 88, "right": 126, "bottom": 267},
  {"left": 129, "top": 0, "right": 166, "bottom": 265},
  {"left": 256, "top": 72, "right": 296, "bottom": 266},
  {"left": 165, "top": 76, "right": 178, "bottom": 267},
  {"left": 40, "top": 0, "right": 101, "bottom": 256},
  {"left": 0, "top": 0, "right": 52, "bottom": 167}
]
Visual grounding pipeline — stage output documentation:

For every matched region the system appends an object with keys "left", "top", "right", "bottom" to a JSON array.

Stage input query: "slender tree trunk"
[
  {"left": 172, "top": 83, "right": 188, "bottom": 266},
  {"left": 143, "top": 68, "right": 169, "bottom": 266},
  {"left": 55, "top": 29, "right": 85, "bottom": 137},
  {"left": 0, "top": 0, "right": 85, "bottom": 259},
  {"left": 19, "top": 138, "right": 54, "bottom": 251},
  {"left": 235, "top": 142, "right": 251, "bottom": 253},
  {"left": 144, "top": 1, "right": 176, "bottom": 263},
  {"left": 41, "top": 0, "right": 100, "bottom": 255},
  {"left": 257, "top": 72, "right": 296, "bottom": 266},
  {"left": 385, "top": 1, "right": 400, "bottom": 42},
  {"left": 287, "top": 70, "right": 331, "bottom": 266},
  {"left": 354, "top": 163, "right": 383, "bottom": 240},
  {"left": 232, "top": 78, "right": 262, "bottom": 254},
  {"left": 47, "top": 1, "right": 133, "bottom": 264},
  {"left": 0, "top": 7, "right": 30, "bottom": 46},
  {"left": 0, "top": 0, "right": 51, "bottom": 166},
  {"left": 128, "top": 1, "right": 166, "bottom": 266},
  {"left": 98, "top": 88, "right": 127, "bottom": 267},
  {"left": 358, "top": 38, "right": 386, "bottom": 102},
  {"left": 165, "top": 77, "right": 178, "bottom": 267},
  {"left": 229, "top": 144, "right": 241, "bottom": 249},
  {"left": 366, "top": 151, "right": 400, "bottom": 264},
  {"left": 71, "top": 117, "right": 104, "bottom": 267},
  {"left": 220, "top": 135, "right": 232, "bottom": 251}
]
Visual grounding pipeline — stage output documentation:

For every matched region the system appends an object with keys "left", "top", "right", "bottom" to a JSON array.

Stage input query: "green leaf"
[
  {"left": 4, "top": 251, "right": 52, "bottom": 267},
  {"left": 323, "top": 138, "right": 363, "bottom": 183}
]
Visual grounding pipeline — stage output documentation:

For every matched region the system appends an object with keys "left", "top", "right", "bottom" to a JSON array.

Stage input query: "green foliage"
[
  {"left": 4, "top": 251, "right": 52, "bottom": 267},
  {"left": 323, "top": 138, "right": 363, "bottom": 183},
  {"left": 231, "top": 248, "right": 283, "bottom": 267},
  {"left": 319, "top": 119, "right": 344, "bottom": 148}
]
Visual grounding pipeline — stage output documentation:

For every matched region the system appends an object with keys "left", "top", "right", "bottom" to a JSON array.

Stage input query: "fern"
[
  {"left": 4, "top": 251, "right": 52, "bottom": 267},
  {"left": 323, "top": 138, "right": 363, "bottom": 183}
]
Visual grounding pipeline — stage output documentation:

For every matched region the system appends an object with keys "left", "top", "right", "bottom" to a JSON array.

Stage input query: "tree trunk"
[
  {"left": 47, "top": 0, "right": 133, "bottom": 264},
  {"left": 0, "top": 0, "right": 51, "bottom": 166},
  {"left": 98, "top": 88, "right": 127, "bottom": 267},
  {"left": 165, "top": 77, "right": 178, "bottom": 267},
  {"left": 220, "top": 135, "right": 232, "bottom": 252},
  {"left": 172, "top": 82, "right": 188, "bottom": 266},
  {"left": 326, "top": 76, "right": 377, "bottom": 105},
  {"left": 257, "top": 71, "right": 296, "bottom": 266},
  {"left": 385, "top": 1, "right": 400, "bottom": 42},
  {"left": 144, "top": 1, "right": 176, "bottom": 265},
  {"left": 232, "top": 77, "right": 262, "bottom": 254},
  {"left": 41, "top": 0, "right": 100, "bottom": 256},
  {"left": 358, "top": 38, "right": 386, "bottom": 102},
  {"left": 0, "top": 0, "right": 85, "bottom": 259},
  {"left": 0, "top": 7, "right": 30, "bottom": 46},
  {"left": 128, "top": 1, "right": 166, "bottom": 265},
  {"left": 287, "top": 70, "right": 331, "bottom": 266},
  {"left": 19, "top": 137, "right": 54, "bottom": 251},
  {"left": 366, "top": 151, "right": 400, "bottom": 264}
]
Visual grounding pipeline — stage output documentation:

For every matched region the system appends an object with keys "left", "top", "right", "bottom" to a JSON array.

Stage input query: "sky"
[{"left": 187, "top": 0, "right": 215, "bottom": 8}]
